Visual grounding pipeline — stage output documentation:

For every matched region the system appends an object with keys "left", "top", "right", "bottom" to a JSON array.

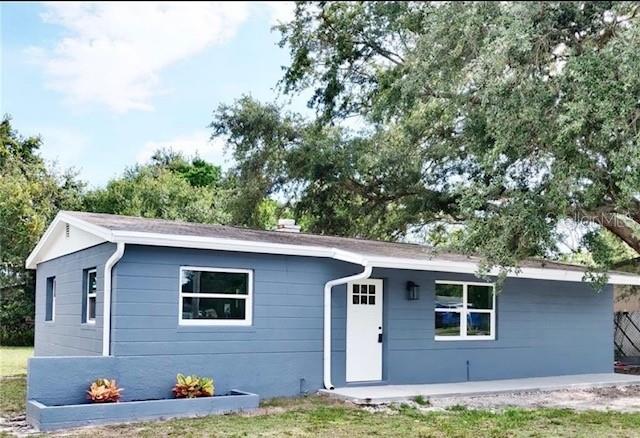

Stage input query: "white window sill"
[
  {"left": 179, "top": 319, "right": 252, "bottom": 327},
  {"left": 435, "top": 335, "right": 495, "bottom": 341}
]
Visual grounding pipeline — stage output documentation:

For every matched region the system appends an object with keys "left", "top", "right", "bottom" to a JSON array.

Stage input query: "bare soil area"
[{"left": 410, "top": 385, "right": 640, "bottom": 413}]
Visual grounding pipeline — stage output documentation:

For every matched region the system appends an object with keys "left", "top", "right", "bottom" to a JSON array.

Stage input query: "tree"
[
  {"left": 213, "top": 2, "right": 640, "bottom": 276},
  {"left": 83, "top": 151, "right": 230, "bottom": 225},
  {"left": 0, "top": 116, "right": 84, "bottom": 344}
]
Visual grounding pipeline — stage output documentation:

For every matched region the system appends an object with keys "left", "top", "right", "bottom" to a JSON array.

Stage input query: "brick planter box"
[{"left": 27, "top": 390, "right": 259, "bottom": 432}]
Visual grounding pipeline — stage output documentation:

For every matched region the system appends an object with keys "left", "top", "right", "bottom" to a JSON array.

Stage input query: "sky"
[{"left": 1, "top": 2, "right": 299, "bottom": 187}]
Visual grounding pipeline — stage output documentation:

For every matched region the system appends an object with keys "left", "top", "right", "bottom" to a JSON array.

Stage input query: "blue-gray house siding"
[
  {"left": 34, "top": 243, "right": 116, "bottom": 356},
  {"left": 29, "top": 243, "right": 613, "bottom": 405}
]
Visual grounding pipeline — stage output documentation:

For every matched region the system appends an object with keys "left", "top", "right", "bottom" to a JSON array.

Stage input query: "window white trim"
[
  {"left": 85, "top": 268, "right": 97, "bottom": 324},
  {"left": 178, "top": 266, "right": 253, "bottom": 327},
  {"left": 434, "top": 280, "right": 496, "bottom": 341},
  {"left": 51, "top": 277, "right": 56, "bottom": 322}
]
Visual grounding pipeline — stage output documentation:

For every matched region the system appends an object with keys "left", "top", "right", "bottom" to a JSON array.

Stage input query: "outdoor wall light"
[{"left": 406, "top": 281, "right": 420, "bottom": 301}]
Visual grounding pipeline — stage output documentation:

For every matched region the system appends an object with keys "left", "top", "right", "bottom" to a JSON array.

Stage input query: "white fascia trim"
[
  {"left": 27, "top": 216, "right": 640, "bottom": 285},
  {"left": 365, "top": 256, "right": 640, "bottom": 285},
  {"left": 25, "top": 213, "right": 114, "bottom": 269},
  {"left": 111, "top": 230, "right": 368, "bottom": 265}
]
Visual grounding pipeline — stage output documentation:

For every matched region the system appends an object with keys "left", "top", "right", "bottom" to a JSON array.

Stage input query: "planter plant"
[
  {"left": 87, "top": 379, "right": 123, "bottom": 403},
  {"left": 172, "top": 373, "right": 214, "bottom": 398}
]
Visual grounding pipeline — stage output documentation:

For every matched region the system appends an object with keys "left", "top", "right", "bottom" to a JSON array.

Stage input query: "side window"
[
  {"left": 435, "top": 281, "right": 495, "bottom": 341},
  {"left": 83, "top": 268, "right": 97, "bottom": 324},
  {"left": 45, "top": 276, "right": 56, "bottom": 322}
]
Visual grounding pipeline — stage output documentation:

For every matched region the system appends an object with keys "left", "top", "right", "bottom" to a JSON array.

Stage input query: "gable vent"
[{"left": 65, "top": 223, "right": 70, "bottom": 238}]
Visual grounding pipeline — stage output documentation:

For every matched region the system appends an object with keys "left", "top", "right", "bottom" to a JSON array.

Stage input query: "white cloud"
[
  {"left": 261, "top": 1, "right": 295, "bottom": 24},
  {"left": 136, "top": 130, "right": 232, "bottom": 169},
  {"left": 31, "top": 2, "right": 252, "bottom": 113}
]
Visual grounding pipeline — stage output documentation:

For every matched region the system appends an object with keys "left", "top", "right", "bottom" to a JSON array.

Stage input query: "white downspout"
[
  {"left": 323, "top": 263, "right": 372, "bottom": 390},
  {"left": 102, "top": 242, "right": 125, "bottom": 356}
]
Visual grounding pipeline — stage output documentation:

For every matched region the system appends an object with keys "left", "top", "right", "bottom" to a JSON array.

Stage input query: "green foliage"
[
  {"left": 173, "top": 373, "right": 214, "bottom": 398},
  {"left": 412, "top": 395, "right": 430, "bottom": 406},
  {"left": 83, "top": 152, "right": 230, "bottom": 225},
  {"left": 150, "top": 149, "right": 222, "bottom": 187},
  {"left": 0, "top": 116, "right": 83, "bottom": 345},
  {"left": 211, "top": 2, "right": 640, "bottom": 278}
]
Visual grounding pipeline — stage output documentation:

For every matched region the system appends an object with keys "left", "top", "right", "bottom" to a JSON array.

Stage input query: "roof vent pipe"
[{"left": 276, "top": 219, "right": 301, "bottom": 233}]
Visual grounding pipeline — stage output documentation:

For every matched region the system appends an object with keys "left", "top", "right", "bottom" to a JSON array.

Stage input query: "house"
[{"left": 26, "top": 211, "right": 640, "bottom": 406}]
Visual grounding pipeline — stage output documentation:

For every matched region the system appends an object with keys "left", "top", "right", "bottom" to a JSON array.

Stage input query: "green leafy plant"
[
  {"left": 172, "top": 373, "right": 214, "bottom": 398},
  {"left": 413, "top": 395, "right": 430, "bottom": 406},
  {"left": 87, "top": 379, "right": 123, "bottom": 403}
]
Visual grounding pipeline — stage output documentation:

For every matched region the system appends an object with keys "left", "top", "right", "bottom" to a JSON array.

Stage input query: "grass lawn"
[
  {"left": 1, "top": 349, "right": 639, "bottom": 436},
  {"left": 0, "top": 379, "right": 638, "bottom": 437},
  {"left": 0, "top": 346, "right": 31, "bottom": 418},
  {"left": 0, "top": 347, "right": 32, "bottom": 377},
  {"left": 55, "top": 397, "right": 640, "bottom": 437}
]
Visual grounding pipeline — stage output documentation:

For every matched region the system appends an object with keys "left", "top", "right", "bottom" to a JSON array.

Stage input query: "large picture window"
[
  {"left": 179, "top": 267, "right": 253, "bottom": 326},
  {"left": 435, "top": 281, "right": 495, "bottom": 341}
]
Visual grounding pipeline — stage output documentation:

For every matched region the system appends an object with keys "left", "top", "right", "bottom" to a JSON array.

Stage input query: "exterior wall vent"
[
  {"left": 65, "top": 223, "right": 70, "bottom": 238},
  {"left": 276, "top": 219, "right": 301, "bottom": 233}
]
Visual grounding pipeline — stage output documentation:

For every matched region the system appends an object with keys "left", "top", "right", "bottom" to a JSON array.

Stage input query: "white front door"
[{"left": 346, "top": 279, "right": 383, "bottom": 382}]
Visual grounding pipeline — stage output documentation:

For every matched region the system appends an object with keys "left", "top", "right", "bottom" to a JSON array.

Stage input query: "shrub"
[
  {"left": 87, "top": 379, "right": 123, "bottom": 403},
  {"left": 413, "top": 395, "right": 430, "bottom": 406},
  {"left": 173, "top": 373, "right": 214, "bottom": 398},
  {"left": 0, "top": 284, "right": 35, "bottom": 346}
]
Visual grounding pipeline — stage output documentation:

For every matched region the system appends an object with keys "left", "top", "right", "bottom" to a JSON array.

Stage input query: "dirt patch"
[{"left": 396, "top": 385, "right": 640, "bottom": 413}]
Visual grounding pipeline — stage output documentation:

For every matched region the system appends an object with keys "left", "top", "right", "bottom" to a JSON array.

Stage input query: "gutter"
[
  {"left": 323, "top": 263, "right": 372, "bottom": 390},
  {"left": 102, "top": 242, "right": 125, "bottom": 356}
]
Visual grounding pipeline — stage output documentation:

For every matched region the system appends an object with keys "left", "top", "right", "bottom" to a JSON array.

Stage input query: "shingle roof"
[{"left": 64, "top": 211, "right": 607, "bottom": 274}]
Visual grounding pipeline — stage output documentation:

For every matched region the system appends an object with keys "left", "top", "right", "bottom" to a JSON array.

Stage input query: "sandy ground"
[{"left": 361, "top": 385, "right": 640, "bottom": 413}]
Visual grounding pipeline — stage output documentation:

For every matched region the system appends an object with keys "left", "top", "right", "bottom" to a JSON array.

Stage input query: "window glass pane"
[
  {"left": 369, "top": 296, "right": 375, "bottom": 305},
  {"left": 435, "top": 312, "right": 460, "bottom": 336},
  {"left": 369, "top": 285, "right": 375, "bottom": 294},
  {"left": 467, "top": 312, "right": 491, "bottom": 336},
  {"left": 352, "top": 284, "right": 359, "bottom": 294},
  {"left": 45, "top": 277, "right": 55, "bottom": 321},
  {"left": 88, "top": 297, "right": 96, "bottom": 320},
  {"left": 467, "top": 285, "right": 493, "bottom": 310},
  {"left": 353, "top": 295, "right": 359, "bottom": 305},
  {"left": 435, "top": 283, "right": 463, "bottom": 309},
  {"left": 181, "top": 270, "right": 248, "bottom": 295},
  {"left": 88, "top": 270, "right": 97, "bottom": 293},
  {"left": 182, "top": 297, "right": 246, "bottom": 320}
]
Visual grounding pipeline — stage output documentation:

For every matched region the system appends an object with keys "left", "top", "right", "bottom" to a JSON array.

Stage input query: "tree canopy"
[
  {"left": 0, "top": 116, "right": 84, "bottom": 344},
  {"left": 212, "top": 1, "right": 640, "bottom": 276}
]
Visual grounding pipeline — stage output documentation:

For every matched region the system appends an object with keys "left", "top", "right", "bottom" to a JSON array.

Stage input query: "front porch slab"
[{"left": 321, "top": 373, "right": 640, "bottom": 403}]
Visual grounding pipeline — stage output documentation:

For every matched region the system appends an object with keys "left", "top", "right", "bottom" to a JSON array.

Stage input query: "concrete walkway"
[{"left": 321, "top": 373, "right": 640, "bottom": 403}]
